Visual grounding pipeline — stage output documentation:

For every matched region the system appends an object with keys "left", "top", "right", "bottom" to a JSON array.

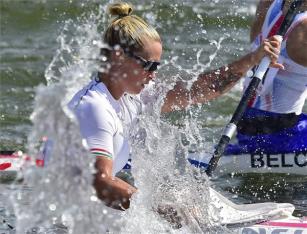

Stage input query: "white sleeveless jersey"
[{"left": 244, "top": 0, "right": 307, "bottom": 114}]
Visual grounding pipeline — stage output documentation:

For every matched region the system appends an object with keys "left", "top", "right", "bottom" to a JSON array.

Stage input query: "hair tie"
[
  {"left": 118, "top": 8, "right": 132, "bottom": 18},
  {"left": 118, "top": 14, "right": 129, "bottom": 18}
]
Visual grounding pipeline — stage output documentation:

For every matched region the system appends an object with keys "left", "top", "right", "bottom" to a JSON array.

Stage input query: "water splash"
[
  {"left": 9, "top": 5, "right": 124, "bottom": 233},
  {"left": 8, "top": 2, "right": 233, "bottom": 233}
]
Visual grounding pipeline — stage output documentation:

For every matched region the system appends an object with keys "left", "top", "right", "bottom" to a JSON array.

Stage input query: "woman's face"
[{"left": 117, "top": 39, "right": 162, "bottom": 94}]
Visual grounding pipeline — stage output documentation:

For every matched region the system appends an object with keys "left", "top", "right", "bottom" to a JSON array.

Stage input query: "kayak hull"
[
  {"left": 1, "top": 150, "right": 306, "bottom": 176},
  {"left": 239, "top": 217, "right": 307, "bottom": 233},
  {"left": 0, "top": 152, "right": 306, "bottom": 233},
  {"left": 188, "top": 150, "right": 307, "bottom": 176},
  {"left": 0, "top": 152, "right": 24, "bottom": 172}
]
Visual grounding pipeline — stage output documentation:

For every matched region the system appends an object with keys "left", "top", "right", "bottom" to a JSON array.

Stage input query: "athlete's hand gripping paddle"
[{"left": 205, "top": 0, "right": 304, "bottom": 176}]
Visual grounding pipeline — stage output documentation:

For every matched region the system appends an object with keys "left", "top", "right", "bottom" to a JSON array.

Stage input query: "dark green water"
[{"left": 0, "top": 0, "right": 306, "bottom": 228}]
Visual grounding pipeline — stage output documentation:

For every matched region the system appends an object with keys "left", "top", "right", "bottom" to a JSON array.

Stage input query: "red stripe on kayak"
[
  {"left": 0, "top": 163, "right": 11, "bottom": 170},
  {"left": 36, "top": 159, "right": 44, "bottom": 167},
  {"left": 259, "top": 220, "right": 307, "bottom": 228},
  {"left": 24, "top": 155, "right": 31, "bottom": 161},
  {"left": 0, "top": 153, "right": 43, "bottom": 167},
  {"left": 0, "top": 154, "right": 19, "bottom": 159}
]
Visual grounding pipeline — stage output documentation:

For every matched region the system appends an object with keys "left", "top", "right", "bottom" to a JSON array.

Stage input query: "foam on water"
[{"left": 7, "top": 2, "right": 240, "bottom": 233}]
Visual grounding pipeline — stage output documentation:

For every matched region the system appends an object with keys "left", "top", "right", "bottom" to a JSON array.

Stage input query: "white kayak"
[
  {"left": 0, "top": 151, "right": 31, "bottom": 182},
  {"left": 2, "top": 130, "right": 306, "bottom": 176},
  {"left": 0, "top": 151, "right": 24, "bottom": 172},
  {"left": 0, "top": 152, "right": 306, "bottom": 233},
  {"left": 188, "top": 150, "right": 307, "bottom": 176},
  {"left": 1, "top": 149, "right": 306, "bottom": 176},
  {"left": 212, "top": 188, "right": 307, "bottom": 233},
  {"left": 161, "top": 188, "right": 306, "bottom": 233},
  {"left": 1, "top": 192, "right": 305, "bottom": 233},
  {"left": 239, "top": 217, "right": 307, "bottom": 234}
]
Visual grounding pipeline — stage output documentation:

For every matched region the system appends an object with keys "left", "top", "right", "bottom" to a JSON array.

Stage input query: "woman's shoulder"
[
  {"left": 69, "top": 81, "right": 119, "bottom": 119},
  {"left": 286, "top": 19, "right": 307, "bottom": 67},
  {"left": 120, "top": 81, "right": 160, "bottom": 112}
]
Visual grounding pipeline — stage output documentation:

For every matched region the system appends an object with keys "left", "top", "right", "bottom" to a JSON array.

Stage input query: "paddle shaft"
[{"left": 205, "top": 0, "right": 304, "bottom": 176}]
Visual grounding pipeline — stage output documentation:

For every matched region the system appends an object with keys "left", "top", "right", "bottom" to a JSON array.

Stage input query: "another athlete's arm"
[
  {"left": 250, "top": 0, "right": 273, "bottom": 42},
  {"left": 93, "top": 157, "right": 137, "bottom": 210},
  {"left": 161, "top": 36, "right": 283, "bottom": 113}
]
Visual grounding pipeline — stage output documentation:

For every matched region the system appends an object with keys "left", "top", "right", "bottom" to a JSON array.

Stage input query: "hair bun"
[{"left": 108, "top": 2, "right": 133, "bottom": 17}]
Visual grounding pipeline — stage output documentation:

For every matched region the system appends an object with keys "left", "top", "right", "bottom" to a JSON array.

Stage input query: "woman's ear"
[
  {"left": 109, "top": 48, "right": 126, "bottom": 68},
  {"left": 100, "top": 48, "right": 111, "bottom": 60},
  {"left": 111, "top": 47, "right": 125, "bottom": 59}
]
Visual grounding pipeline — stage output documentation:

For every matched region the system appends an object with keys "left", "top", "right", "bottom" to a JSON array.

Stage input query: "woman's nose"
[{"left": 147, "top": 71, "right": 156, "bottom": 80}]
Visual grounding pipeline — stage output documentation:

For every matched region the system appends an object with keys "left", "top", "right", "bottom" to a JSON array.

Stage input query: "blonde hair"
[{"left": 104, "top": 2, "right": 161, "bottom": 52}]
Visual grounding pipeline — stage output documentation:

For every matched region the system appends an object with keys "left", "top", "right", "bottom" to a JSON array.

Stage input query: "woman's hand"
[
  {"left": 93, "top": 157, "right": 137, "bottom": 210},
  {"left": 156, "top": 204, "right": 183, "bottom": 229},
  {"left": 254, "top": 35, "right": 284, "bottom": 69}
]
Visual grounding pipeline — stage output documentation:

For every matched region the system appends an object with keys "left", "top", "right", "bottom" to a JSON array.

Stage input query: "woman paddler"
[{"left": 68, "top": 2, "right": 282, "bottom": 210}]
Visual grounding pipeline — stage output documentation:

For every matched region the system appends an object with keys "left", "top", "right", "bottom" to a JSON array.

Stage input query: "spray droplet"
[
  {"left": 90, "top": 196, "right": 98, "bottom": 202},
  {"left": 49, "top": 204, "right": 57, "bottom": 211}
]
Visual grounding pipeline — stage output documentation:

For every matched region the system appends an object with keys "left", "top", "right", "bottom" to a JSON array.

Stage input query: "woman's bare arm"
[
  {"left": 161, "top": 36, "right": 283, "bottom": 113},
  {"left": 250, "top": 0, "right": 273, "bottom": 42},
  {"left": 93, "top": 157, "right": 137, "bottom": 210}
]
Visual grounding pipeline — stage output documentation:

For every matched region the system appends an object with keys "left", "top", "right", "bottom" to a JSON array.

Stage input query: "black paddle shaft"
[{"left": 206, "top": 0, "right": 304, "bottom": 176}]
